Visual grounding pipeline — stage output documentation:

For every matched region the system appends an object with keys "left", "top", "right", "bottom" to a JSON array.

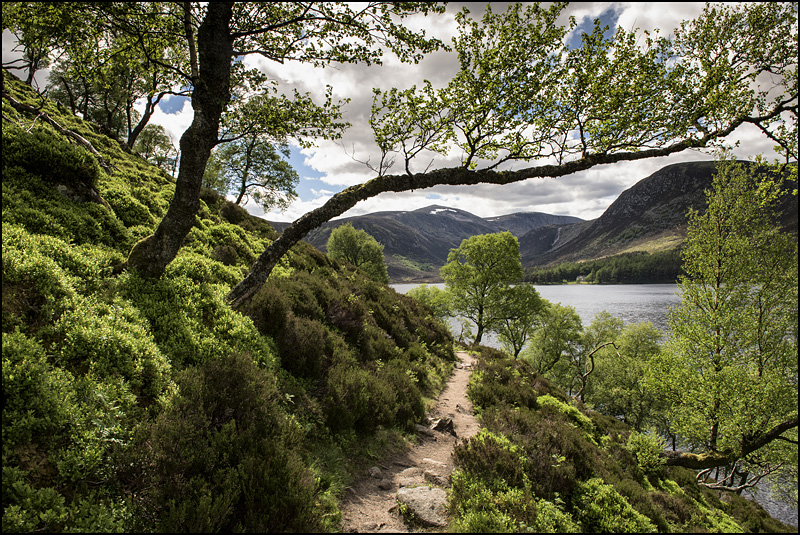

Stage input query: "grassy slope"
[{"left": 2, "top": 71, "right": 456, "bottom": 532}]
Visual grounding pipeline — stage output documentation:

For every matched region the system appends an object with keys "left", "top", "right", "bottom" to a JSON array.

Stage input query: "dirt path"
[{"left": 340, "top": 351, "right": 479, "bottom": 532}]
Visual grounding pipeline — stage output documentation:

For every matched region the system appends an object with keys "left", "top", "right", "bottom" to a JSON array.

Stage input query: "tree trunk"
[{"left": 126, "top": 2, "right": 234, "bottom": 278}]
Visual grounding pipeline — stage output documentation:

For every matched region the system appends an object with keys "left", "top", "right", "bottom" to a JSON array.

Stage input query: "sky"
[{"left": 2, "top": 2, "right": 787, "bottom": 223}]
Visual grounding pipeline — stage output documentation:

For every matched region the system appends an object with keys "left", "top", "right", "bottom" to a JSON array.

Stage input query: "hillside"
[
  {"left": 2, "top": 71, "right": 794, "bottom": 533},
  {"left": 271, "top": 206, "right": 582, "bottom": 281},
  {"left": 520, "top": 161, "right": 798, "bottom": 268},
  {"left": 1, "top": 71, "right": 455, "bottom": 532}
]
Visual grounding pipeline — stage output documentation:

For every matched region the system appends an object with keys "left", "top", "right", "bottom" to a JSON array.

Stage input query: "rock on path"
[{"left": 340, "top": 351, "right": 478, "bottom": 532}]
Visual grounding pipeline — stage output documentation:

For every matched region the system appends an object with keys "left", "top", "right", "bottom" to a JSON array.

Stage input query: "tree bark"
[
  {"left": 126, "top": 3, "right": 234, "bottom": 277},
  {"left": 661, "top": 416, "right": 798, "bottom": 470}
]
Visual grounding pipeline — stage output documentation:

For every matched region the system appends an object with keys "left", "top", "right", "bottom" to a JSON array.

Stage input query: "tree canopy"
[
  {"left": 440, "top": 231, "right": 523, "bottom": 345},
  {"left": 646, "top": 152, "right": 798, "bottom": 491},
  {"left": 326, "top": 223, "right": 389, "bottom": 283},
  {"left": 226, "top": 1, "right": 798, "bottom": 307},
  {"left": 3, "top": 2, "right": 797, "bottom": 309}
]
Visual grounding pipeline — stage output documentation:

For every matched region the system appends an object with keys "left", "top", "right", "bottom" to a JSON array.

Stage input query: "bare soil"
[{"left": 340, "top": 351, "right": 479, "bottom": 532}]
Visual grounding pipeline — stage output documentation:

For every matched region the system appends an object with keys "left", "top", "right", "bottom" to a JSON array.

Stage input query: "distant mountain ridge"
[
  {"left": 520, "top": 160, "right": 797, "bottom": 268},
  {"left": 269, "top": 205, "right": 582, "bottom": 281},
  {"left": 267, "top": 161, "right": 797, "bottom": 282}
]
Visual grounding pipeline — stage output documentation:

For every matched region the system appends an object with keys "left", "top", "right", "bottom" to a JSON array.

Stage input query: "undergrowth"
[
  {"left": 447, "top": 345, "right": 795, "bottom": 533},
  {"left": 2, "top": 71, "right": 454, "bottom": 532}
]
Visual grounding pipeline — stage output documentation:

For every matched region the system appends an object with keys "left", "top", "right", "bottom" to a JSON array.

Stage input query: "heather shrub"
[
  {"left": 324, "top": 361, "right": 393, "bottom": 432},
  {"left": 466, "top": 358, "right": 539, "bottom": 413},
  {"left": 277, "top": 313, "right": 332, "bottom": 379},
  {"left": 573, "top": 478, "right": 657, "bottom": 533},
  {"left": 378, "top": 359, "right": 425, "bottom": 430},
  {"left": 129, "top": 352, "right": 325, "bottom": 532},
  {"left": 627, "top": 430, "right": 667, "bottom": 477},
  {"left": 615, "top": 478, "right": 669, "bottom": 532},
  {"left": 453, "top": 429, "right": 529, "bottom": 490}
]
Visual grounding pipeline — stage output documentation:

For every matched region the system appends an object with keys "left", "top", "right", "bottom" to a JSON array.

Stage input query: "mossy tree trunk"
[{"left": 126, "top": 2, "right": 234, "bottom": 277}]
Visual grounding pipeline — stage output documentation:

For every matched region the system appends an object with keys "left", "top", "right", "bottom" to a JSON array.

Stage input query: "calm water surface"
[{"left": 392, "top": 283, "right": 681, "bottom": 335}]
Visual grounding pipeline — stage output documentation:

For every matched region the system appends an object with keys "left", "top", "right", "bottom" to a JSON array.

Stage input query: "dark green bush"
[
  {"left": 453, "top": 429, "right": 529, "bottom": 491},
  {"left": 277, "top": 313, "right": 332, "bottom": 379},
  {"left": 572, "top": 478, "right": 657, "bottom": 533},
  {"left": 128, "top": 352, "right": 324, "bottom": 532}
]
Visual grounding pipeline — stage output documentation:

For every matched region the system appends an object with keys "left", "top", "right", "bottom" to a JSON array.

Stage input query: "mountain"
[
  {"left": 519, "top": 161, "right": 798, "bottom": 268},
  {"left": 269, "top": 206, "right": 582, "bottom": 281}
]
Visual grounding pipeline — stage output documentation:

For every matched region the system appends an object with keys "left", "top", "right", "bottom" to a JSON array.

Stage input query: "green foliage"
[
  {"left": 537, "top": 394, "right": 596, "bottom": 437},
  {"left": 208, "top": 139, "right": 299, "bottom": 212},
  {"left": 525, "top": 250, "right": 684, "bottom": 284},
  {"left": 127, "top": 352, "right": 325, "bottom": 532},
  {"left": 573, "top": 478, "right": 657, "bottom": 533},
  {"left": 327, "top": 222, "right": 390, "bottom": 283},
  {"left": 407, "top": 283, "right": 451, "bottom": 325},
  {"left": 2, "top": 123, "right": 101, "bottom": 190},
  {"left": 627, "top": 430, "right": 667, "bottom": 477},
  {"left": 440, "top": 232, "right": 524, "bottom": 345},
  {"left": 450, "top": 346, "right": 795, "bottom": 532},
  {"left": 647, "top": 153, "right": 798, "bottom": 484}
]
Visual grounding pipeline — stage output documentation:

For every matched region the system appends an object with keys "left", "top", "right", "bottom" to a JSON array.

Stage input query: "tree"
[
  {"left": 521, "top": 302, "right": 582, "bottom": 377},
  {"left": 133, "top": 123, "right": 178, "bottom": 178},
  {"left": 406, "top": 284, "right": 451, "bottom": 326},
  {"left": 440, "top": 232, "right": 523, "bottom": 345},
  {"left": 494, "top": 284, "right": 546, "bottom": 358},
  {"left": 118, "top": 1, "right": 444, "bottom": 279},
  {"left": 589, "top": 321, "right": 664, "bottom": 431},
  {"left": 211, "top": 139, "right": 299, "bottom": 212},
  {"left": 326, "top": 223, "right": 389, "bottom": 283},
  {"left": 645, "top": 152, "right": 798, "bottom": 493},
  {"left": 2, "top": 3, "right": 77, "bottom": 88},
  {"left": 226, "top": 2, "right": 797, "bottom": 308}
]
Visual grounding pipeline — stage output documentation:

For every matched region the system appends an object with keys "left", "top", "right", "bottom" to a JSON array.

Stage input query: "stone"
[
  {"left": 396, "top": 466, "right": 422, "bottom": 487},
  {"left": 414, "top": 423, "right": 435, "bottom": 437},
  {"left": 431, "top": 417, "right": 457, "bottom": 437},
  {"left": 423, "top": 469, "right": 449, "bottom": 487},
  {"left": 421, "top": 458, "right": 447, "bottom": 469},
  {"left": 378, "top": 478, "right": 393, "bottom": 490},
  {"left": 396, "top": 486, "right": 448, "bottom": 527},
  {"left": 369, "top": 466, "right": 382, "bottom": 479}
]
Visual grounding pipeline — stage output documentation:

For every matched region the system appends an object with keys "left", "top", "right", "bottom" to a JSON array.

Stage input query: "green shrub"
[
  {"left": 2, "top": 125, "right": 101, "bottom": 190},
  {"left": 2, "top": 331, "right": 76, "bottom": 449},
  {"left": 449, "top": 471, "right": 535, "bottom": 533},
  {"left": 52, "top": 294, "right": 171, "bottom": 400},
  {"left": 573, "top": 478, "right": 657, "bottom": 533},
  {"left": 532, "top": 497, "right": 580, "bottom": 532},
  {"left": 128, "top": 352, "right": 324, "bottom": 532},
  {"left": 537, "top": 394, "right": 596, "bottom": 436},
  {"left": 627, "top": 430, "right": 667, "bottom": 477},
  {"left": 100, "top": 183, "right": 155, "bottom": 227},
  {"left": 453, "top": 429, "right": 529, "bottom": 491}
]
